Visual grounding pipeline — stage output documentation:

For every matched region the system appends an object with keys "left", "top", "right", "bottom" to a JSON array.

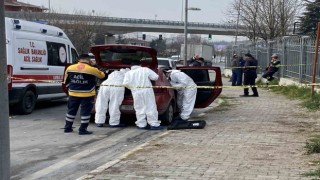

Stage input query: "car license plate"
[{"left": 120, "top": 105, "right": 134, "bottom": 111}]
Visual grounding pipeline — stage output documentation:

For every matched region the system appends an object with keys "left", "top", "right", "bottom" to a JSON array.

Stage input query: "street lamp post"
[
  {"left": 48, "top": 0, "right": 50, "bottom": 13},
  {"left": 183, "top": 0, "right": 201, "bottom": 65},
  {"left": 235, "top": 0, "right": 241, "bottom": 45}
]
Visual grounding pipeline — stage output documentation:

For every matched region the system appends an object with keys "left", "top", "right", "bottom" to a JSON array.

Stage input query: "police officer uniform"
[
  {"left": 63, "top": 54, "right": 105, "bottom": 135},
  {"left": 241, "top": 53, "right": 259, "bottom": 97}
]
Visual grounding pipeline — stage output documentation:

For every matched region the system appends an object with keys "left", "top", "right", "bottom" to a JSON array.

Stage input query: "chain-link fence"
[{"left": 226, "top": 36, "right": 320, "bottom": 83}]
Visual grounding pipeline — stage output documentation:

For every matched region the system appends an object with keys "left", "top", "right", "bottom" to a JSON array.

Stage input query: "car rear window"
[
  {"left": 99, "top": 49, "right": 153, "bottom": 65},
  {"left": 158, "top": 60, "right": 170, "bottom": 67}
]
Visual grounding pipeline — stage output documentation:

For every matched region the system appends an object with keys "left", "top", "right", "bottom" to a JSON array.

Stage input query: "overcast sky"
[{"left": 20, "top": 0, "right": 241, "bottom": 41}]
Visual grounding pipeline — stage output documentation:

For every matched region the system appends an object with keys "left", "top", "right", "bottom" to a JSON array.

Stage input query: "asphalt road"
[
  {"left": 9, "top": 98, "right": 216, "bottom": 180},
  {"left": 9, "top": 99, "right": 168, "bottom": 180}
]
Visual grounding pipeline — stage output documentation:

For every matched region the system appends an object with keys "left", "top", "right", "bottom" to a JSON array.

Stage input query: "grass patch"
[
  {"left": 257, "top": 78, "right": 320, "bottom": 111},
  {"left": 305, "top": 135, "right": 320, "bottom": 154},
  {"left": 302, "top": 169, "right": 320, "bottom": 179},
  {"left": 303, "top": 136, "right": 320, "bottom": 179}
]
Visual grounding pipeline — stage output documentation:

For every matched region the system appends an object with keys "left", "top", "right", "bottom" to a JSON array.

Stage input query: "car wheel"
[
  {"left": 159, "top": 103, "right": 174, "bottom": 125},
  {"left": 15, "top": 90, "right": 36, "bottom": 114}
]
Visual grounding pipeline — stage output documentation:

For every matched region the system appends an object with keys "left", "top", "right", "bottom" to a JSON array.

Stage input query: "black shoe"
[
  {"left": 250, "top": 94, "right": 259, "bottom": 97},
  {"left": 239, "top": 94, "right": 249, "bottom": 97},
  {"left": 150, "top": 126, "right": 165, "bottom": 130},
  {"left": 109, "top": 124, "right": 126, "bottom": 128},
  {"left": 79, "top": 130, "right": 93, "bottom": 135},
  {"left": 64, "top": 128, "right": 73, "bottom": 133},
  {"left": 96, "top": 123, "right": 104, "bottom": 127}
]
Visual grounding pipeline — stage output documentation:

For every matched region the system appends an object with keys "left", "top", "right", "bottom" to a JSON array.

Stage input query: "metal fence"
[{"left": 226, "top": 36, "right": 320, "bottom": 83}]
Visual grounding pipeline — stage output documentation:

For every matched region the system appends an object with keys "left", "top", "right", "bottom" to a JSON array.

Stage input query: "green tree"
[
  {"left": 116, "top": 34, "right": 126, "bottom": 44},
  {"left": 299, "top": 0, "right": 320, "bottom": 36},
  {"left": 150, "top": 39, "right": 167, "bottom": 56}
]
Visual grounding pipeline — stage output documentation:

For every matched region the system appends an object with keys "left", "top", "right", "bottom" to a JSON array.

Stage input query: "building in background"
[{"left": 4, "top": 0, "right": 47, "bottom": 12}]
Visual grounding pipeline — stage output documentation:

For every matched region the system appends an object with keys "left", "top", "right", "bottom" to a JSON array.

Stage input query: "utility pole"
[
  {"left": 0, "top": 0, "right": 11, "bottom": 179},
  {"left": 48, "top": 0, "right": 51, "bottom": 13},
  {"left": 181, "top": 0, "right": 184, "bottom": 21},
  {"left": 184, "top": 0, "right": 188, "bottom": 65},
  {"left": 235, "top": 0, "right": 241, "bottom": 45}
]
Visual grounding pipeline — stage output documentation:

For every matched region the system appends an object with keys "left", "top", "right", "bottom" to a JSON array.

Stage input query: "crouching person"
[
  {"left": 63, "top": 54, "right": 105, "bottom": 135},
  {"left": 165, "top": 70, "right": 197, "bottom": 121}
]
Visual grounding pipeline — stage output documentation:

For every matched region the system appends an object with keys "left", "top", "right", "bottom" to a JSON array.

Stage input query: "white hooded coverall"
[
  {"left": 169, "top": 70, "right": 197, "bottom": 120},
  {"left": 123, "top": 66, "right": 160, "bottom": 128},
  {"left": 95, "top": 69, "right": 128, "bottom": 125}
]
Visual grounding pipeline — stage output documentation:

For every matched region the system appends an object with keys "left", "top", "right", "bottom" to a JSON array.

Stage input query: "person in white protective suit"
[
  {"left": 123, "top": 63, "right": 163, "bottom": 130},
  {"left": 165, "top": 69, "right": 197, "bottom": 121},
  {"left": 95, "top": 68, "right": 129, "bottom": 128}
]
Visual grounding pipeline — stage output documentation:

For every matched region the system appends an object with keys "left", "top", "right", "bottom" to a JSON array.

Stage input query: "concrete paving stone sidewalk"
[{"left": 81, "top": 78, "right": 320, "bottom": 180}]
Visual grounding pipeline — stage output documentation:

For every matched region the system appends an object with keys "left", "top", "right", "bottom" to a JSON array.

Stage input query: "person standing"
[
  {"left": 63, "top": 54, "right": 105, "bottom": 135},
  {"left": 241, "top": 53, "right": 259, "bottom": 97},
  {"left": 262, "top": 53, "right": 281, "bottom": 82},
  {"left": 165, "top": 70, "right": 197, "bottom": 121},
  {"left": 189, "top": 57, "right": 204, "bottom": 66},
  {"left": 95, "top": 68, "right": 128, "bottom": 128},
  {"left": 123, "top": 62, "right": 163, "bottom": 130},
  {"left": 188, "top": 54, "right": 199, "bottom": 65},
  {"left": 231, "top": 54, "right": 243, "bottom": 86}
]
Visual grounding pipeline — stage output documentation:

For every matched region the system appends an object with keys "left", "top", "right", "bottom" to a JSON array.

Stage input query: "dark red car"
[{"left": 66, "top": 44, "right": 223, "bottom": 124}]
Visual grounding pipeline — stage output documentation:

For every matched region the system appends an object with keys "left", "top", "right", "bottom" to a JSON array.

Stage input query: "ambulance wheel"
[
  {"left": 16, "top": 90, "right": 36, "bottom": 114},
  {"left": 159, "top": 103, "right": 174, "bottom": 125}
]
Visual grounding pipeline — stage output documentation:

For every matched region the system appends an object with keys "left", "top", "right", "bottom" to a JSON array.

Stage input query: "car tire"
[
  {"left": 159, "top": 103, "right": 174, "bottom": 125},
  {"left": 15, "top": 90, "right": 36, "bottom": 115},
  {"left": 90, "top": 113, "right": 95, "bottom": 123}
]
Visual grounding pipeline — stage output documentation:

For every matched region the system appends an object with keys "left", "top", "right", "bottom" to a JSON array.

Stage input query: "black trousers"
[
  {"left": 66, "top": 96, "right": 94, "bottom": 124},
  {"left": 262, "top": 71, "right": 276, "bottom": 81},
  {"left": 243, "top": 73, "right": 258, "bottom": 96}
]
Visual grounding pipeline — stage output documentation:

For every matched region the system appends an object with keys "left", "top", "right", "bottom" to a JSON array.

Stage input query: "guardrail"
[{"left": 5, "top": 11, "right": 246, "bottom": 30}]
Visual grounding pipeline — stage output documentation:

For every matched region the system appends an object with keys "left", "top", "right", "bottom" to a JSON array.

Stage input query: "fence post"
[
  {"left": 281, "top": 37, "right": 289, "bottom": 78},
  {"left": 300, "top": 36, "right": 309, "bottom": 83},
  {"left": 255, "top": 43, "right": 259, "bottom": 65},
  {"left": 311, "top": 22, "right": 320, "bottom": 96},
  {"left": 267, "top": 41, "right": 273, "bottom": 61}
]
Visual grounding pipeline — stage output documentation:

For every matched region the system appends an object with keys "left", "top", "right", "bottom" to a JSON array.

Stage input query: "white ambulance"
[{"left": 5, "top": 17, "right": 78, "bottom": 114}]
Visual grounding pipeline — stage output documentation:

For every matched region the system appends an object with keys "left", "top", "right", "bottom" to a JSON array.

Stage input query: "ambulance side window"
[
  {"left": 71, "top": 48, "right": 78, "bottom": 64},
  {"left": 47, "top": 42, "right": 67, "bottom": 66}
]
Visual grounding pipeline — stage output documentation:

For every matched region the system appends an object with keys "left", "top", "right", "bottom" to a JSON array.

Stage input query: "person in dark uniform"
[
  {"left": 188, "top": 57, "right": 205, "bottom": 82},
  {"left": 63, "top": 54, "right": 105, "bottom": 135},
  {"left": 189, "top": 57, "right": 204, "bottom": 66},
  {"left": 241, "top": 53, "right": 259, "bottom": 97},
  {"left": 187, "top": 54, "right": 199, "bottom": 65}
]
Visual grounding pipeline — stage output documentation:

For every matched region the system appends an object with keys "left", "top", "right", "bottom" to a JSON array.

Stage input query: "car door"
[{"left": 176, "top": 66, "right": 223, "bottom": 108}]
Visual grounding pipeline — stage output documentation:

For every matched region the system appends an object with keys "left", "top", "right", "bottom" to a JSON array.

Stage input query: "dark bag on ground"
[{"left": 167, "top": 120, "right": 206, "bottom": 130}]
